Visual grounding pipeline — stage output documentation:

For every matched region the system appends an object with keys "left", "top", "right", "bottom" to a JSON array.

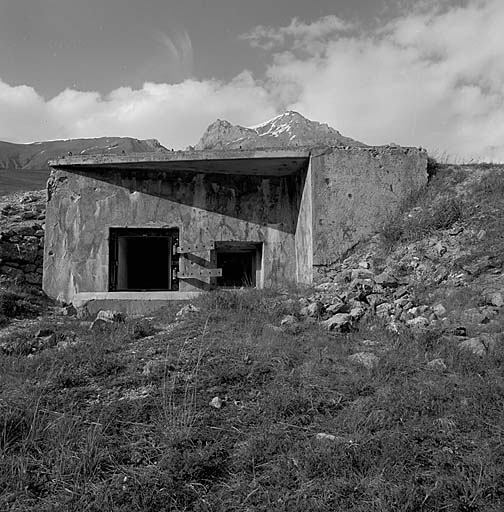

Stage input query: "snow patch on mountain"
[{"left": 194, "top": 111, "right": 365, "bottom": 150}]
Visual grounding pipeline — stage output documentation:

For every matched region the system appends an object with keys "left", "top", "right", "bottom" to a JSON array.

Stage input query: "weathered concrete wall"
[
  {"left": 311, "top": 147, "right": 428, "bottom": 274},
  {"left": 295, "top": 160, "right": 313, "bottom": 284},
  {"left": 43, "top": 169, "right": 303, "bottom": 303}
]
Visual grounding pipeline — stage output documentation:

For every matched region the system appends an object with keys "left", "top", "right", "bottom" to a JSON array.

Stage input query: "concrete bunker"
[{"left": 43, "top": 147, "right": 428, "bottom": 314}]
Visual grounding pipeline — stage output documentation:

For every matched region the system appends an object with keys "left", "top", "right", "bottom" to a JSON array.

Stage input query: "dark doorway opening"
[
  {"left": 216, "top": 242, "right": 262, "bottom": 288},
  {"left": 109, "top": 228, "right": 179, "bottom": 291}
]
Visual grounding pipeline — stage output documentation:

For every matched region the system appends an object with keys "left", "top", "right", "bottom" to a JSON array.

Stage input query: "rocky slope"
[
  {"left": 0, "top": 137, "right": 167, "bottom": 172},
  {"left": 194, "top": 111, "right": 366, "bottom": 150}
]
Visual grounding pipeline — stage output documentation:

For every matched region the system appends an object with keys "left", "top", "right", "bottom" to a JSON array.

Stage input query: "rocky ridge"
[
  {"left": 0, "top": 137, "right": 167, "bottom": 172},
  {"left": 194, "top": 111, "right": 366, "bottom": 150}
]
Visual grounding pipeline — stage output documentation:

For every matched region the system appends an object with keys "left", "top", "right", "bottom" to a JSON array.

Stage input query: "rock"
[
  {"left": 460, "top": 308, "right": 489, "bottom": 324},
  {"left": 374, "top": 272, "right": 398, "bottom": 288},
  {"left": 487, "top": 292, "right": 504, "bottom": 308},
  {"left": 452, "top": 326, "right": 467, "bottom": 337},
  {"left": 300, "top": 302, "right": 323, "bottom": 317},
  {"left": 322, "top": 313, "right": 351, "bottom": 331},
  {"left": 459, "top": 334, "right": 498, "bottom": 356},
  {"left": 36, "top": 334, "right": 57, "bottom": 350},
  {"left": 358, "top": 261, "right": 370, "bottom": 269},
  {"left": 406, "top": 316, "right": 429, "bottom": 329},
  {"left": 306, "top": 301, "right": 324, "bottom": 317},
  {"left": 90, "top": 309, "right": 125, "bottom": 330},
  {"left": 432, "top": 303, "right": 447, "bottom": 317},
  {"left": 366, "top": 293, "right": 386, "bottom": 309},
  {"left": 351, "top": 268, "right": 374, "bottom": 280},
  {"left": 459, "top": 338, "right": 487, "bottom": 357},
  {"left": 280, "top": 315, "right": 298, "bottom": 327},
  {"left": 209, "top": 396, "right": 223, "bottom": 409},
  {"left": 348, "top": 352, "right": 379, "bottom": 369},
  {"left": 36, "top": 328, "right": 55, "bottom": 338},
  {"left": 326, "top": 300, "right": 346, "bottom": 314},
  {"left": 349, "top": 306, "right": 366, "bottom": 320},
  {"left": 315, "top": 433, "right": 337, "bottom": 441},
  {"left": 175, "top": 304, "right": 200, "bottom": 319},
  {"left": 97, "top": 310, "right": 125, "bottom": 323},
  {"left": 427, "top": 358, "right": 447, "bottom": 371},
  {"left": 376, "top": 303, "right": 393, "bottom": 318},
  {"left": 361, "top": 339, "right": 380, "bottom": 347}
]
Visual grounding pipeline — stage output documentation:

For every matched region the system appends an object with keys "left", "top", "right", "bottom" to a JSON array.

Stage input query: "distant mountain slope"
[
  {"left": 0, "top": 137, "right": 167, "bottom": 171},
  {"left": 194, "top": 111, "right": 366, "bottom": 150}
]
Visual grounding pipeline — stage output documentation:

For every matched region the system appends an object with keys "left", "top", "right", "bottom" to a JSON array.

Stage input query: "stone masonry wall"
[{"left": 0, "top": 191, "right": 46, "bottom": 286}]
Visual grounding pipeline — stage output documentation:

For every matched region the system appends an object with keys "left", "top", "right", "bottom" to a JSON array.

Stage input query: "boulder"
[
  {"left": 406, "top": 316, "right": 429, "bottom": 329},
  {"left": 175, "top": 304, "right": 200, "bottom": 320},
  {"left": 322, "top": 313, "right": 351, "bottom": 331},
  {"left": 348, "top": 352, "right": 380, "bottom": 369}
]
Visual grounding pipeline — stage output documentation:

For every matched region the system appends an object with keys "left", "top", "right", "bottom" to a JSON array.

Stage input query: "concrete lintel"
[
  {"left": 50, "top": 149, "right": 310, "bottom": 167},
  {"left": 49, "top": 150, "right": 310, "bottom": 177}
]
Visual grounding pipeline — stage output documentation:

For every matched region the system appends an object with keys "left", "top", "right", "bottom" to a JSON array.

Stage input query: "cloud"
[
  {"left": 241, "top": 15, "right": 355, "bottom": 51},
  {"left": 156, "top": 28, "right": 194, "bottom": 77},
  {"left": 1, "top": 1, "right": 504, "bottom": 161},
  {"left": 0, "top": 73, "right": 277, "bottom": 148},
  {"left": 263, "top": 0, "right": 504, "bottom": 161}
]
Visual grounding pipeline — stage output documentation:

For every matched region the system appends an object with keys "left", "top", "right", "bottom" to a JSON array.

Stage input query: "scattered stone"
[
  {"left": 452, "top": 326, "right": 467, "bottom": 337},
  {"left": 361, "top": 339, "right": 380, "bottom": 347},
  {"left": 432, "top": 303, "right": 447, "bottom": 317},
  {"left": 487, "top": 292, "right": 504, "bottom": 308},
  {"left": 315, "top": 433, "right": 337, "bottom": 441},
  {"left": 209, "top": 396, "right": 223, "bottom": 409},
  {"left": 175, "top": 304, "right": 200, "bottom": 319},
  {"left": 326, "top": 300, "right": 346, "bottom": 314},
  {"left": 427, "top": 358, "right": 447, "bottom": 371},
  {"left": 406, "top": 316, "right": 429, "bottom": 329},
  {"left": 90, "top": 310, "right": 125, "bottom": 330},
  {"left": 348, "top": 352, "right": 379, "bottom": 369},
  {"left": 376, "top": 303, "right": 393, "bottom": 318},
  {"left": 349, "top": 306, "right": 365, "bottom": 320},
  {"left": 36, "top": 328, "right": 55, "bottom": 338},
  {"left": 322, "top": 313, "right": 351, "bottom": 331},
  {"left": 459, "top": 333, "right": 499, "bottom": 356},
  {"left": 374, "top": 272, "right": 398, "bottom": 287},
  {"left": 280, "top": 315, "right": 298, "bottom": 327},
  {"left": 36, "top": 333, "right": 57, "bottom": 350},
  {"left": 306, "top": 301, "right": 324, "bottom": 317}
]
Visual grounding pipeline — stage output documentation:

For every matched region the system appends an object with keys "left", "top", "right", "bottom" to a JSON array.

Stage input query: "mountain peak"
[{"left": 194, "top": 112, "right": 365, "bottom": 150}]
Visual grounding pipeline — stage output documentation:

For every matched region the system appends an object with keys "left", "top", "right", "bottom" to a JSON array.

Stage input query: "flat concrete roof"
[{"left": 49, "top": 149, "right": 311, "bottom": 177}]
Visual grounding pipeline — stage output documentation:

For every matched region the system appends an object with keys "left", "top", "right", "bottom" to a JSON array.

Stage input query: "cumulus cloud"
[
  {"left": 0, "top": 73, "right": 277, "bottom": 148},
  {"left": 263, "top": 0, "right": 504, "bottom": 161},
  {"left": 1, "top": 1, "right": 504, "bottom": 161}
]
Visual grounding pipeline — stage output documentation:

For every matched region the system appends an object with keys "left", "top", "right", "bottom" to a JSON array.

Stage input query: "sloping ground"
[{"left": 2, "top": 164, "right": 504, "bottom": 510}]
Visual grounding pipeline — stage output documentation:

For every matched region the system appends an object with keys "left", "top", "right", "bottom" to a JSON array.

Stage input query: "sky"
[{"left": 0, "top": 0, "right": 503, "bottom": 161}]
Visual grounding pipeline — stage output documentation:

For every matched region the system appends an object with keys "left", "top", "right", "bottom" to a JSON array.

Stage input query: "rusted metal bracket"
[
  {"left": 177, "top": 242, "right": 215, "bottom": 254},
  {"left": 176, "top": 268, "right": 222, "bottom": 279}
]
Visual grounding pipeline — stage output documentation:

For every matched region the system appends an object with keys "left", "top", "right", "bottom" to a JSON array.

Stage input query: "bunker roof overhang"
[{"left": 49, "top": 149, "right": 311, "bottom": 177}]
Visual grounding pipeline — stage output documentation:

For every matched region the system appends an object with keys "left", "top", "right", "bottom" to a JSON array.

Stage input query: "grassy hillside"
[
  {"left": 0, "top": 169, "right": 49, "bottom": 196},
  {"left": 2, "top": 163, "right": 504, "bottom": 510}
]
